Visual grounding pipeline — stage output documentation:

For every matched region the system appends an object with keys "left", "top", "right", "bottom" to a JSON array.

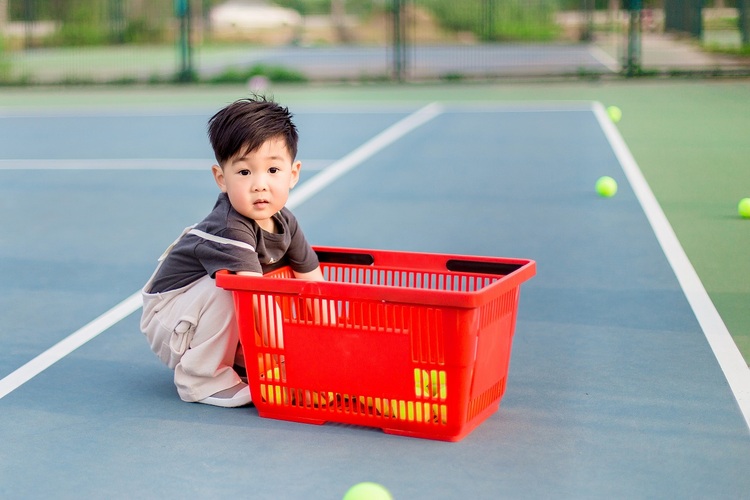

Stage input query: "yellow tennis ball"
[
  {"left": 343, "top": 482, "right": 392, "bottom": 500},
  {"left": 414, "top": 369, "right": 429, "bottom": 397},
  {"left": 260, "top": 367, "right": 283, "bottom": 402},
  {"left": 373, "top": 398, "right": 391, "bottom": 417},
  {"left": 607, "top": 105, "right": 622, "bottom": 123},
  {"left": 738, "top": 198, "right": 750, "bottom": 219},
  {"left": 414, "top": 369, "right": 447, "bottom": 399},
  {"left": 596, "top": 176, "right": 618, "bottom": 198}
]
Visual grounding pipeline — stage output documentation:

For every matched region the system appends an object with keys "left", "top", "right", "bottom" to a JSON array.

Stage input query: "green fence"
[{"left": 1, "top": 0, "right": 749, "bottom": 86}]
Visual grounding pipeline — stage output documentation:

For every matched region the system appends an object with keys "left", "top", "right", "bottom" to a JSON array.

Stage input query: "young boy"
[{"left": 140, "top": 96, "right": 325, "bottom": 407}]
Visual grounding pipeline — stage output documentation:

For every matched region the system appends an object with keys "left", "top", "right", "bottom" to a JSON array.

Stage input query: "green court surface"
[{"left": 2, "top": 79, "right": 748, "bottom": 364}]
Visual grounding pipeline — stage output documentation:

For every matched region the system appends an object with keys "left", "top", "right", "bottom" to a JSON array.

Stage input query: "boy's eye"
[
  {"left": 239, "top": 169, "right": 250, "bottom": 176},
  {"left": 268, "top": 167, "right": 280, "bottom": 174}
]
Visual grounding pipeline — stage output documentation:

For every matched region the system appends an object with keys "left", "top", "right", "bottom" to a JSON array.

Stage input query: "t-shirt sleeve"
[{"left": 195, "top": 228, "right": 263, "bottom": 277}]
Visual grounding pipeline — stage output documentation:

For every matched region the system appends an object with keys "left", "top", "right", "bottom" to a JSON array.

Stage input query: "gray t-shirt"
[{"left": 148, "top": 193, "right": 319, "bottom": 293}]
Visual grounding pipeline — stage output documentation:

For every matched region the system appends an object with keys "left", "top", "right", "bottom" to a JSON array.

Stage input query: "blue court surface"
[{"left": 1, "top": 99, "right": 749, "bottom": 499}]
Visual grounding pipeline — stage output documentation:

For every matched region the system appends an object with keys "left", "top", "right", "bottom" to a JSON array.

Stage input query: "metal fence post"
[
  {"left": 175, "top": 0, "right": 195, "bottom": 82},
  {"left": 109, "top": 0, "right": 125, "bottom": 44},
  {"left": 22, "top": 0, "right": 35, "bottom": 49},
  {"left": 623, "top": 0, "right": 642, "bottom": 76},
  {"left": 581, "top": 0, "right": 594, "bottom": 42},
  {"left": 392, "top": 0, "right": 405, "bottom": 82},
  {"left": 483, "top": 0, "right": 496, "bottom": 41}
]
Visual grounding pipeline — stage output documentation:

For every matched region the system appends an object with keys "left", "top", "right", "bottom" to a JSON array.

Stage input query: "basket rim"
[{"left": 216, "top": 246, "right": 535, "bottom": 309}]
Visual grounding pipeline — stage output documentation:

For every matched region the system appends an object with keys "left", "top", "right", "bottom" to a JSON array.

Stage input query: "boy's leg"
[{"left": 171, "top": 275, "right": 244, "bottom": 403}]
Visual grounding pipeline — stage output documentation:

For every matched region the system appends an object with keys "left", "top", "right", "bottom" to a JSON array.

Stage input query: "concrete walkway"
[{"left": 596, "top": 31, "right": 749, "bottom": 72}]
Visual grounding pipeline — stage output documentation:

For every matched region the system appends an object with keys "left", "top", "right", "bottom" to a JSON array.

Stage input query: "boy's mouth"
[{"left": 254, "top": 199, "right": 270, "bottom": 207}]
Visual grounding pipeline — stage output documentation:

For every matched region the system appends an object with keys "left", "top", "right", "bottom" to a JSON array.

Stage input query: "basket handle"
[
  {"left": 445, "top": 259, "right": 525, "bottom": 276},
  {"left": 316, "top": 249, "right": 375, "bottom": 266}
]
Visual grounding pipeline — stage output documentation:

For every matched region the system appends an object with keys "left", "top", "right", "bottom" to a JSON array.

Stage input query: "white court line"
[
  {"left": 0, "top": 158, "right": 333, "bottom": 171},
  {"left": 0, "top": 292, "right": 143, "bottom": 400},
  {"left": 592, "top": 101, "right": 750, "bottom": 431},
  {"left": 288, "top": 102, "right": 443, "bottom": 207},
  {"left": 589, "top": 45, "right": 621, "bottom": 73},
  {"left": 0, "top": 103, "right": 442, "bottom": 400},
  {"left": 0, "top": 159, "right": 212, "bottom": 170}
]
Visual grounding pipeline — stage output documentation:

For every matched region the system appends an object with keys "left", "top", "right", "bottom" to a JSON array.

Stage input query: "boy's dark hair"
[{"left": 207, "top": 95, "right": 299, "bottom": 166}]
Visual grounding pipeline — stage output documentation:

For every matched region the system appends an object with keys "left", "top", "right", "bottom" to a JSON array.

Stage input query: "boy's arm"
[
  {"left": 292, "top": 266, "right": 325, "bottom": 282},
  {"left": 237, "top": 271, "right": 284, "bottom": 348},
  {"left": 235, "top": 266, "right": 335, "bottom": 351},
  {"left": 293, "top": 266, "right": 336, "bottom": 325}
]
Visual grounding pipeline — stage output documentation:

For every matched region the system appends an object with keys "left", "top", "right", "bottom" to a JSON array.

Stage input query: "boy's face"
[{"left": 212, "top": 137, "right": 300, "bottom": 233}]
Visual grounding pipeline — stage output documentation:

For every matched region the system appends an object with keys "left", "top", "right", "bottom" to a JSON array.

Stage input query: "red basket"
[{"left": 216, "top": 246, "right": 535, "bottom": 442}]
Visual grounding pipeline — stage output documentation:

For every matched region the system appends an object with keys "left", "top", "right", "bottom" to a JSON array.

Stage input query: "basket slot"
[
  {"left": 266, "top": 267, "right": 295, "bottom": 279},
  {"left": 468, "top": 378, "right": 506, "bottom": 421},
  {"left": 317, "top": 249, "right": 375, "bottom": 266},
  {"left": 339, "top": 301, "right": 410, "bottom": 334},
  {"left": 281, "top": 296, "right": 339, "bottom": 327},
  {"left": 321, "top": 263, "right": 500, "bottom": 293},
  {"left": 454, "top": 274, "right": 496, "bottom": 292},
  {"left": 365, "top": 398, "right": 446, "bottom": 424},
  {"left": 446, "top": 259, "right": 524, "bottom": 276},
  {"left": 414, "top": 369, "right": 447, "bottom": 400},
  {"left": 469, "top": 289, "right": 517, "bottom": 406},
  {"left": 480, "top": 289, "right": 518, "bottom": 329},
  {"left": 257, "top": 354, "right": 285, "bottom": 379},
  {"left": 408, "top": 306, "right": 444, "bottom": 364},
  {"left": 253, "top": 293, "right": 285, "bottom": 349}
]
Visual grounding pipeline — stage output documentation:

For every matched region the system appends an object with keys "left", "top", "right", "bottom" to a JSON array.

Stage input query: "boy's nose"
[{"left": 251, "top": 176, "right": 268, "bottom": 191}]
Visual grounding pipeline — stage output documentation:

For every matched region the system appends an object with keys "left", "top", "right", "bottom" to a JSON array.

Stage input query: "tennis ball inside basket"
[
  {"left": 264, "top": 367, "right": 281, "bottom": 380},
  {"left": 415, "top": 369, "right": 446, "bottom": 399},
  {"left": 596, "top": 176, "right": 618, "bottom": 198},
  {"left": 343, "top": 482, "right": 393, "bottom": 500},
  {"left": 374, "top": 399, "right": 391, "bottom": 417},
  {"left": 260, "top": 367, "right": 283, "bottom": 402}
]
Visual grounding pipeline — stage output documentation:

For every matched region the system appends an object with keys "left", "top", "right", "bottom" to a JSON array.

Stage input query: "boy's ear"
[
  {"left": 212, "top": 164, "right": 227, "bottom": 192},
  {"left": 289, "top": 160, "right": 301, "bottom": 189}
]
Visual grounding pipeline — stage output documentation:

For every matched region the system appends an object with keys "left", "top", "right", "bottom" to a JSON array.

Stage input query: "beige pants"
[{"left": 140, "top": 229, "right": 242, "bottom": 402}]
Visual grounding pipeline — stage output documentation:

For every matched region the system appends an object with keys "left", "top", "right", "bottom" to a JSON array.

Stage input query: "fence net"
[{"left": 1, "top": 0, "right": 749, "bottom": 85}]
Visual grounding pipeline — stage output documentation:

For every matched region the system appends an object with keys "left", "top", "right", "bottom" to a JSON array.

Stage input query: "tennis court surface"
[{"left": 1, "top": 98, "right": 748, "bottom": 498}]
